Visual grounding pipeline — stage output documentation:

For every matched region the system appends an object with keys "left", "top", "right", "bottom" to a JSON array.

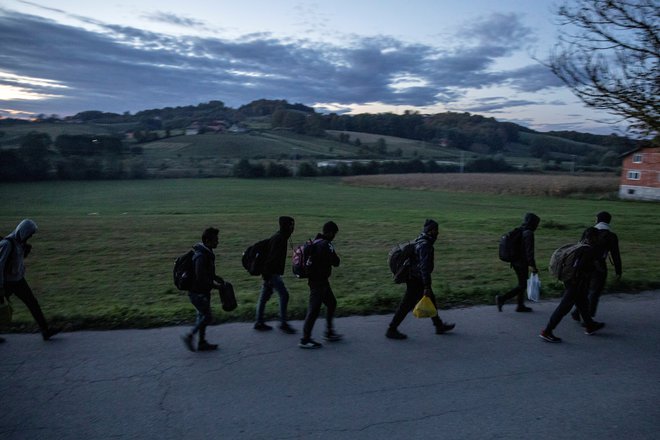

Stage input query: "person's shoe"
[
  {"left": 279, "top": 323, "right": 296, "bottom": 334},
  {"left": 197, "top": 340, "right": 219, "bottom": 351},
  {"left": 435, "top": 323, "right": 456, "bottom": 334},
  {"left": 570, "top": 310, "right": 581, "bottom": 322},
  {"left": 298, "top": 338, "right": 322, "bottom": 349},
  {"left": 42, "top": 327, "right": 61, "bottom": 341},
  {"left": 539, "top": 329, "right": 562, "bottom": 343},
  {"left": 181, "top": 333, "right": 196, "bottom": 352},
  {"left": 515, "top": 305, "right": 533, "bottom": 313},
  {"left": 323, "top": 330, "right": 343, "bottom": 342},
  {"left": 584, "top": 321, "right": 605, "bottom": 335},
  {"left": 253, "top": 322, "right": 273, "bottom": 331},
  {"left": 495, "top": 295, "right": 503, "bottom": 312},
  {"left": 385, "top": 328, "right": 407, "bottom": 340}
]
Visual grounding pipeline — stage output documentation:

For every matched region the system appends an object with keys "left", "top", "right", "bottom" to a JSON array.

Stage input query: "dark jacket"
[
  {"left": 307, "top": 233, "right": 340, "bottom": 286},
  {"left": 410, "top": 232, "right": 435, "bottom": 289},
  {"left": 190, "top": 243, "right": 217, "bottom": 294},
  {"left": 514, "top": 213, "right": 539, "bottom": 268},
  {"left": 592, "top": 224, "right": 622, "bottom": 276},
  {"left": 263, "top": 230, "right": 291, "bottom": 276},
  {"left": 568, "top": 244, "right": 599, "bottom": 284}
]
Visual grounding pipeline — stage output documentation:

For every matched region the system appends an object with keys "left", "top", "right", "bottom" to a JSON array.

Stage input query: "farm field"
[{"left": 0, "top": 175, "right": 658, "bottom": 332}]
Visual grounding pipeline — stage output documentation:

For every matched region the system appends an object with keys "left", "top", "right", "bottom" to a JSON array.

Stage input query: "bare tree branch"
[{"left": 547, "top": 0, "right": 659, "bottom": 136}]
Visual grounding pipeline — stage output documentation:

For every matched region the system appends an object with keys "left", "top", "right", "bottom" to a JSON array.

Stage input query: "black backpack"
[
  {"left": 388, "top": 241, "right": 416, "bottom": 284},
  {"left": 173, "top": 249, "right": 195, "bottom": 291},
  {"left": 242, "top": 239, "right": 270, "bottom": 276},
  {"left": 499, "top": 227, "right": 523, "bottom": 263}
]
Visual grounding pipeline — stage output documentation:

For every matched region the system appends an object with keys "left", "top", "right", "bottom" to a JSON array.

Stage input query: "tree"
[{"left": 547, "top": 0, "right": 659, "bottom": 135}]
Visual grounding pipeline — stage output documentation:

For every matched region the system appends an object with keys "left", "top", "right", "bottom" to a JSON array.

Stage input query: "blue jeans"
[
  {"left": 189, "top": 292, "right": 212, "bottom": 339},
  {"left": 255, "top": 274, "right": 289, "bottom": 324}
]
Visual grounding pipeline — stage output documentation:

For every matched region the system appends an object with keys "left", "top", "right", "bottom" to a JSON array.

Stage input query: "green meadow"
[{"left": 1, "top": 178, "right": 658, "bottom": 332}]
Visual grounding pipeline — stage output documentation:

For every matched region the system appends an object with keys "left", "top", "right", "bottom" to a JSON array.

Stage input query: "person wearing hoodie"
[
  {"left": 299, "top": 221, "right": 342, "bottom": 349},
  {"left": 386, "top": 219, "right": 455, "bottom": 340},
  {"left": 540, "top": 227, "right": 606, "bottom": 342},
  {"left": 496, "top": 213, "right": 540, "bottom": 313},
  {"left": 181, "top": 227, "right": 224, "bottom": 352},
  {"left": 254, "top": 216, "right": 296, "bottom": 334},
  {"left": 0, "top": 219, "right": 59, "bottom": 342},
  {"left": 571, "top": 211, "right": 622, "bottom": 321}
]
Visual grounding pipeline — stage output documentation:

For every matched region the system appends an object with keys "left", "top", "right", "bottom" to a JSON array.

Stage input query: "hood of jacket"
[
  {"left": 8, "top": 219, "right": 38, "bottom": 243},
  {"left": 522, "top": 213, "right": 540, "bottom": 231}
]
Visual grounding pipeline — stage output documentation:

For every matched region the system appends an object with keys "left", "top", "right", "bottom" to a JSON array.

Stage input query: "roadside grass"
[{"left": 1, "top": 177, "right": 658, "bottom": 332}]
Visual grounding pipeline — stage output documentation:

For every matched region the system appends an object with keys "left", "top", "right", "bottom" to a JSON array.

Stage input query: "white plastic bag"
[{"left": 527, "top": 273, "right": 541, "bottom": 302}]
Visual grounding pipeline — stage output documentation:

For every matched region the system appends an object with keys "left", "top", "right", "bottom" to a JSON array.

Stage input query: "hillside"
[{"left": 0, "top": 99, "right": 642, "bottom": 181}]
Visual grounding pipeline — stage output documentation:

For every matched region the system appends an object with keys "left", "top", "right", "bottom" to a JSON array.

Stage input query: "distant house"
[{"left": 619, "top": 146, "right": 660, "bottom": 201}]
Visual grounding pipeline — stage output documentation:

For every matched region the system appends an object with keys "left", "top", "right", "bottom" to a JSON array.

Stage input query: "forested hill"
[{"left": 0, "top": 99, "right": 638, "bottom": 154}]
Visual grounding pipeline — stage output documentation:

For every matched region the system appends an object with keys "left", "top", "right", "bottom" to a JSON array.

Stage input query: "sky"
[{"left": 0, "top": 0, "right": 630, "bottom": 135}]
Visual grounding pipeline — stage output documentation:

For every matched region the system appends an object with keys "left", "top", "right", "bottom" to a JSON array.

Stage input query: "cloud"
[
  {"left": 142, "top": 11, "right": 207, "bottom": 29},
  {"left": 464, "top": 98, "right": 538, "bottom": 113},
  {"left": 0, "top": 8, "right": 563, "bottom": 118}
]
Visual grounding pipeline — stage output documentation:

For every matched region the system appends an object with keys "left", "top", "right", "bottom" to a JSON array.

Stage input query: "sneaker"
[
  {"left": 435, "top": 323, "right": 455, "bottom": 334},
  {"left": 570, "top": 310, "right": 581, "bottom": 322},
  {"left": 539, "top": 329, "right": 562, "bottom": 343},
  {"left": 298, "top": 338, "right": 322, "bottom": 349},
  {"left": 584, "top": 321, "right": 605, "bottom": 335},
  {"left": 197, "top": 340, "right": 219, "bottom": 351},
  {"left": 42, "top": 327, "right": 61, "bottom": 341},
  {"left": 279, "top": 323, "right": 296, "bottom": 334},
  {"left": 495, "top": 295, "right": 503, "bottom": 312},
  {"left": 385, "top": 328, "right": 407, "bottom": 340},
  {"left": 323, "top": 331, "right": 343, "bottom": 342},
  {"left": 515, "top": 305, "right": 533, "bottom": 313},
  {"left": 181, "top": 333, "right": 196, "bottom": 352},
  {"left": 253, "top": 322, "right": 273, "bottom": 331}
]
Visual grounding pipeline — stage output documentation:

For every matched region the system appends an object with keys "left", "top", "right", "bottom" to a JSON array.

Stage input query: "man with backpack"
[
  {"left": 540, "top": 227, "right": 606, "bottom": 342},
  {"left": 299, "top": 221, "right": 342, "bottom": 349},
  {"left": 386, "top": 219, "right": 455, "bottom": 340},
  {"left": 0, "top": 219, "right": 59, "bottom": 342},
  {"left": 571, "top": 211, "right": 622, "bottom": 322},
  {"left": 495, "top": 213, "right": 540, "bottom": 313},
  {"left": 181, "top": 227, "right": 224, "bottom": 352},
  {"left": 254, "top": 216, "right": 296, "bottom": 334}
]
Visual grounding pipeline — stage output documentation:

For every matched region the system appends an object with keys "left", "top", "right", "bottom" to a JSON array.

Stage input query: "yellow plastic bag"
[{"left": 412, "top": 295, "right": 436, "bottom": 318}]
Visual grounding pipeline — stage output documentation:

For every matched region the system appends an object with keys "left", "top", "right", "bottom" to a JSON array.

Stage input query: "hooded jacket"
[
  {"left": 0, "top": 219, "right": 38, "bottom": 285},
  {"left": 410, "top": 232, "right": 436, "bottom": 289},
  {"left": 516, "top": 213, "right": 539, "bottom": 268},
  {"left": 307, "top": 233, "right": 340, "bottom": 287}
]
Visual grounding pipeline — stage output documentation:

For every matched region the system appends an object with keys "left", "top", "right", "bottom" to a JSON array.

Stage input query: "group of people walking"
[{"left": 0, "top": 210, "right": 622, "bottom": 349}]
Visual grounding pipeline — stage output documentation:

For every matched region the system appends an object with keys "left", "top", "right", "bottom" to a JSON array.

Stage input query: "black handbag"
[{"left": 218, "top": 281, "right": 237, "bottom": 312}]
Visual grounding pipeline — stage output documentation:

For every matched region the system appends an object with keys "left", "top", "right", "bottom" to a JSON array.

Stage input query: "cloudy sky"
[{"left": 0, "top": 0, "right": 628, "bottom": 134}]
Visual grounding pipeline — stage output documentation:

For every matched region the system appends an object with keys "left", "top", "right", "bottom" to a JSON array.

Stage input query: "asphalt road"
[{"left": 1, "top": 291, "right": 659, "bottom": 440}]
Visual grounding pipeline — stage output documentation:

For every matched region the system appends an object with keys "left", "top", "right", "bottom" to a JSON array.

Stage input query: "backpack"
[
  {"left": 241, "top": 239, "right": 270, "bottom": 276},
  {"left": 548, "top": 242, "right": 589, "bottom": 282},
  {"left": 1, "top": 237, "right": 17, "bottom": 277},
  {"left": 499, "top": 227, "right": 523, "bottom": 262},
  {"left": 292, "top": 239, "right": 321, "bottom": 279},
  {"left": 388, "top": 241, "right": 415, "bottom": 284},
  {"left": 173, "top": 249, "right": 195, "bottom": 291}
]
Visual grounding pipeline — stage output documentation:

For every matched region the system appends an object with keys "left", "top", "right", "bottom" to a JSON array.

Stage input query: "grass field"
[{"left": 1, "top": 176, "right": 658, "bottom": 332}]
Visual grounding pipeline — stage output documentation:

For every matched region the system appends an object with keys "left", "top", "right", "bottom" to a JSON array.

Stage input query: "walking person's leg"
[
  {"left": 8, "top": 279, "right": 56, "bottom": 340},
  {"left": 254, "top": 277, "right": 274, "bottom": 330},
  {"left": 300, "top": 285, "right": 323, "bottom": 348}
]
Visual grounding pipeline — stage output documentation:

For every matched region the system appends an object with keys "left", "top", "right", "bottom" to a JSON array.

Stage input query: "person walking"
[
  {"left": 254, "top": 216, "right": 296, "bottom": 334},
  {"left": 540, "top": 227, "right": 606, "bottom": 342},
  {"left": 571, "top": 211, "right": 622, "bottom": 322},
  {"left": 386, "top": 219, "right": 455, "bottom": 340},
  {"left": 299, "top": 221, "right": 342, "bottom": 349},
  {"left": 495, "top": 213, "right": 540, "bottom": 313},
  {"left": 181, "top": 227, "right": 223, "bottom": 352},
  {"left": 0, "top": 219, "right": 59, "bottom": 342}
]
